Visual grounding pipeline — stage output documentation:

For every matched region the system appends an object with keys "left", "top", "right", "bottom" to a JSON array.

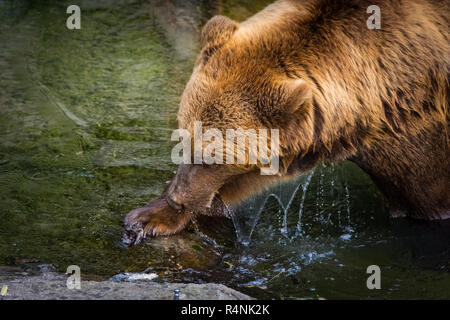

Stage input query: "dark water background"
[{"left": 0, "top": 0, "right": 449, "bottom": 299}]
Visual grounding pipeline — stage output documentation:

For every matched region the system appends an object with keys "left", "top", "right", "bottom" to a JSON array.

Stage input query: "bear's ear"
[
  {"left": 275, "top": 79, "right": 315, "bottom": 167},
  {"left": 201, "top": 15, "right": 238, "bottom": 49},
  {"left": 282, "top": 79, "right": 313, "bottom": 114}
]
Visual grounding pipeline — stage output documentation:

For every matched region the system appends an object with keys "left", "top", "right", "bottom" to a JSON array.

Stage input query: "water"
[{"left": 0, "top": 0, "right": 449, "bottom": 299}]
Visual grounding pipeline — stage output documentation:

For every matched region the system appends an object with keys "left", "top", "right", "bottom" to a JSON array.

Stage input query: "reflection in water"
[{"left": 0, "top": 0, "right": 449, "bottom": 299}]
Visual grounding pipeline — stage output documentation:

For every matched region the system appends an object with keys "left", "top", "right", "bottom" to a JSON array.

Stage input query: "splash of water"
[
  {"left": 295, "top": 171, "right": 314, "bottom": 237},
  {"left": 227, "top": 190, "right": 269, "bottom": 246},
  {"left": 344, "top": 174, "right": 352, "bottom": 225},
  {"left": 229, "top": 170, "right": 315, "bottom": 245}
]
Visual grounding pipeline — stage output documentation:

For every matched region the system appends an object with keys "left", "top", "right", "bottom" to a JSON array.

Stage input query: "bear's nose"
[{"left": 166, "top": 196, "right": 183, "bottom": 211}]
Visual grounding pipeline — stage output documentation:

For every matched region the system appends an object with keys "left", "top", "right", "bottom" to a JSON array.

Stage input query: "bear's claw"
[{"left": 122, "top": 222, "right": 145, "bottom": 246}]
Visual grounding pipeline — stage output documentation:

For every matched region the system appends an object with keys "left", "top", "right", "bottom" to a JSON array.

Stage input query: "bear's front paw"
[{"left": 122, "top": 198, "right": 192, "bottom": 246}]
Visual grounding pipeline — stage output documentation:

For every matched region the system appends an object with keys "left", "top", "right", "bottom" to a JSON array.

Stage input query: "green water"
[{"left": 0, "top": 0, "right": 449, "bottom": 299}]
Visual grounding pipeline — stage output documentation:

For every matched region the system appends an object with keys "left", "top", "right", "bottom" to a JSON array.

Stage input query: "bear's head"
[{"left": 167, "top": 15, "right": 314, "bottom": 212}]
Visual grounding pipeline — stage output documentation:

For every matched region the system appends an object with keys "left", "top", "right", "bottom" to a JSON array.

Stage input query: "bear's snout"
[{"left": 167, "top": 163, "right": 242, "bottom": 212}]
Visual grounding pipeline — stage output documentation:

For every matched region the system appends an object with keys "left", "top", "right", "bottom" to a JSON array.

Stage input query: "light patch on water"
[
  {"left": 109, "top": 272, "right": 158, "bottom": 282},
  {"left": 340, "top": 233, "right": 352, "bottom": 241},
  {"left": 241, "top": 277, "right": 268, "bottom": 287}
]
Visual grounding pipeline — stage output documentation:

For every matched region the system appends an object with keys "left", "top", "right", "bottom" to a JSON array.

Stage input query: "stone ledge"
[{"left": 0, "top": 266, "right": 253, "bottom": 300}]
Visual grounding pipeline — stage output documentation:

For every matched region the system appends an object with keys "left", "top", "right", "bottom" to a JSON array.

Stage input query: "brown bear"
[{"left": 123, "top": 0, "right": 449, "bottom": 245}]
